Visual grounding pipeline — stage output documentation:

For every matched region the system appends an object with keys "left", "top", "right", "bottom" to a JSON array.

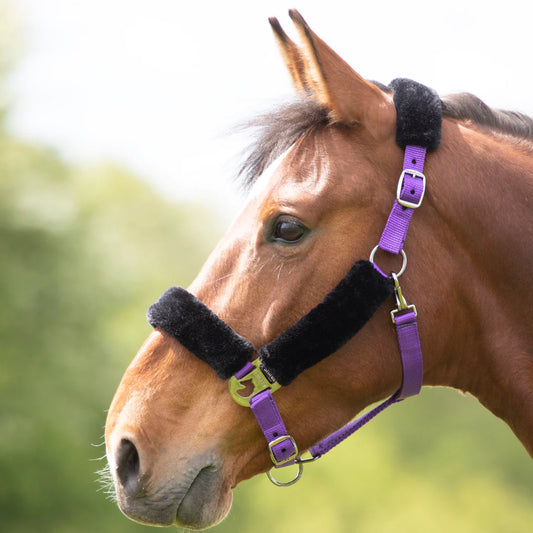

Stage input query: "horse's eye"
[{"left": 271, "top": 216, "right": 308, "bottom": 244}]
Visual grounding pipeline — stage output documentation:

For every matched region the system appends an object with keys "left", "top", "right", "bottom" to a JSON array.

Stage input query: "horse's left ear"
[{"left": 286, "top": 10, "right": 396, "bottom": 139}]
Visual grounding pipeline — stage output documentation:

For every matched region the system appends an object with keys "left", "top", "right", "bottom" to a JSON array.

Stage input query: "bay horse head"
[{"left": 105, "top": 10, "right": 533, "bottom": 529}]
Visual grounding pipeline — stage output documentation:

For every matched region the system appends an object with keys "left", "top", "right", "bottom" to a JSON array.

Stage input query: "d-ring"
[
  {"left": 369, "top": 246, "right": 407, "bottom": 278},
  {"left": 266, "top": 462, "right": 304, "bottom": 487}
]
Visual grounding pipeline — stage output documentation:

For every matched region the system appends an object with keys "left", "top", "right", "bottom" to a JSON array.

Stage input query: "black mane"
[{"left": 237, "top": 91, "right": 533, "bottom": 190}]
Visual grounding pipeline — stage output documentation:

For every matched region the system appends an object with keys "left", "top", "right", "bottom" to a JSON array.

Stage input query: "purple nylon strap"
[
  {"left": 243, "top": 303, "right": 423, "bottom": 464},
  {"left": 234, "top": 362, "right": 297, "bottom": 466},
  {"left": 307, "top": 146, "right": 426, "bottom": 459},
  {"left": 250, "top": 390, "right": 297, "bottom": 466},
  {"left": 394, "top": 310, "right": 424, "bottom": 398},
  {"left": 378, "top": 146, "right": 427, "bottom": 254}
]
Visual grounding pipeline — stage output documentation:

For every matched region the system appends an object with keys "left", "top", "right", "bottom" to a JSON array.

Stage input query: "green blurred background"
[{"left": 1, "top": 2, "right": 532, "bottom": 532}]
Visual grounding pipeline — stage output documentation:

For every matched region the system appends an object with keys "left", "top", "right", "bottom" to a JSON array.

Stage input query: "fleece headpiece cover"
[
  {"left": 390, "top": 78, "right": 442, "bottom": 151},
  {"left": 147, "top": 78, "right": 441, "bottom": 386}
]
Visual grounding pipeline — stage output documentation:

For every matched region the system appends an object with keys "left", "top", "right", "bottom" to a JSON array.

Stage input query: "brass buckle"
[{"left": 228, "top": 359, "right": 280, "bottom": 407}]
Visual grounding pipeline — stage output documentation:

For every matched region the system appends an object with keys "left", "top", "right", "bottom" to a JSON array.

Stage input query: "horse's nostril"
[{"left": 116, "top": 439, "right": 141, "bottom": 494}]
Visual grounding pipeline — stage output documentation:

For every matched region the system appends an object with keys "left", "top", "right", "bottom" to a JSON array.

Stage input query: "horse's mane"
[
  {"left": 441, "top": 93, "right": 533, "bottom": 142},
  {"left": 238, "top": 91, "right": 533, "bottom": 190}
]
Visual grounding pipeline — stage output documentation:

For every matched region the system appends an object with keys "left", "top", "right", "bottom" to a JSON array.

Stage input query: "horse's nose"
[{"left": 115, "top": 438, "right": 141, "bottom": 496}]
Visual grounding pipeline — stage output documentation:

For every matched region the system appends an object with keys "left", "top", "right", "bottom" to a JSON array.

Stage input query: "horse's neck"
[{"left": 429, "top": 122, "right": 533, "bottom": 455}]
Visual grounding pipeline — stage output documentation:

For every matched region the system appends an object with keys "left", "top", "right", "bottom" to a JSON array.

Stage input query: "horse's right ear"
[{"left": 270, "top": 10, "right": 396, "bottom": 140}]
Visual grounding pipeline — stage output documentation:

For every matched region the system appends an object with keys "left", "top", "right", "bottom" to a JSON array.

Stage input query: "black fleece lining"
[
  {"left": 389, "top": 78, "right": 442, "bottom": 152},
  {"left": 147, "top": 287, "right": 254, "bottom": 379},
  {"left": 147, "top": 262, "right": 393, "bottom": 384},
  {"left": 259, "top": 261, "right": 394, "bottom": 385}
]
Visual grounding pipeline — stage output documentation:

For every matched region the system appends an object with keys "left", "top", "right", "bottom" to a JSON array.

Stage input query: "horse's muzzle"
[{"left": 109, "top": 440, "right": 232, "bottom": 529}]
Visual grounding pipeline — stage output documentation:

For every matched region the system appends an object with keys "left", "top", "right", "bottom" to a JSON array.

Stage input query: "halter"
[{"left": 147, "top": 78, "right": 442, "bottom": 486}]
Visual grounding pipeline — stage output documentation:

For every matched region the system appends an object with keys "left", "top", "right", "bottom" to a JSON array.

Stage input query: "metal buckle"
[
  {"left": 266, "top": 435, "right": 302, "bottom": 487},
  {"left": 268, "top": 434, "right": 299, "bottom": 466},
  {"left": 228, "top": 359, "right": 280, "bottom": 407},
  {"left": 391, "top": 305, "right": 418, "bottom": 324},
  {"left": 396, "top": 169, "right": 426, "bottom": 209}
]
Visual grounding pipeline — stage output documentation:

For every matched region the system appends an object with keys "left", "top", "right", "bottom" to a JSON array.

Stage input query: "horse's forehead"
[
  {"left": 256, "top": 131, "right": 370, "bottom": 211},
  {"left": 252, "top": 137, "right": 338, "bottom": 205},
  {"left": 248, "top": 144, "right": 297, "bottom": 201}
]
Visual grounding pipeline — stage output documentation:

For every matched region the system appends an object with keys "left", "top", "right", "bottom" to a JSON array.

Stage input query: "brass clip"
[
  {"left": 228, "top": 359, "right": 280, "bottom": 407},
  {"left": 390, "top": 273, "right": 417, "bottom": 324}
]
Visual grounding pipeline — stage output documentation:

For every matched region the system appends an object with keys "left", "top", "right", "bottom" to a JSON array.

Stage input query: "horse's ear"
[
  {"left": 269, "top": 17, "right": 310, "bottom": 96},
  {"left": 282, "top": 10, "right": 396, "bottom": 138}
]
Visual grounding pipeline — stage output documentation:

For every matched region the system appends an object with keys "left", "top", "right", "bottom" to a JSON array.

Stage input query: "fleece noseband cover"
[
  {"left": 148, "top": 261, "right": 394, "bottom": 385},
  {"left": 147, "top": 78, "right": 441, "bottom": 385},
  {"left": 147, "top": 286, "right": 255, "bottom": 380}
]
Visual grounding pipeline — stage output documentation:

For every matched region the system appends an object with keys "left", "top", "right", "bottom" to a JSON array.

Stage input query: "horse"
[{"left": 104, "top": 9, "right": 533, "bottom": 530}]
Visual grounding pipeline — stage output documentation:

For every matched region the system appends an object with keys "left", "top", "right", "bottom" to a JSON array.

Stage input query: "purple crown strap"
[{"left": 378, "top": 145, "right": 427, "bottom": 255}]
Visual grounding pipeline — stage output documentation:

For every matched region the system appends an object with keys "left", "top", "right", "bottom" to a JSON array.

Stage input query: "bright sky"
[{"left": 7, "top": 0, "right": 533, "bottom": 219}]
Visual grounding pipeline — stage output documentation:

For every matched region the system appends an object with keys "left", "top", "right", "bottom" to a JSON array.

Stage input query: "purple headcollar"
[{"left": 147, "top": 78, "right": 441, "bottom": 485}]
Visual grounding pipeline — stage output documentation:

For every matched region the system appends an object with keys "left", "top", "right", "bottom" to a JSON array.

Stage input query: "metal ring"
[
  {"left": 369, "top": 246, "right": 408, "bottom": 278},
  {"left": 266, "top": 462, "right": 304, "bottom": 487}
]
